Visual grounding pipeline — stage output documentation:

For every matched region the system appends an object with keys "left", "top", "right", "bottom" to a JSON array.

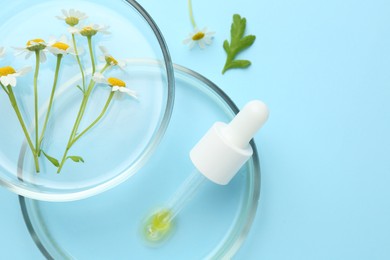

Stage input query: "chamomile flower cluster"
[{"left": 0, "top": 8, "right": 137, "bottom": 174}]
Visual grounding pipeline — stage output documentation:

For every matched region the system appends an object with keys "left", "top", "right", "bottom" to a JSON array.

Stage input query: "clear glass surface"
[
  {"left": 0, "top": 0, "right": 174, "bottom": 201},
  {"left": 20, "top": 63, "right": 261, "bottom": 259}
]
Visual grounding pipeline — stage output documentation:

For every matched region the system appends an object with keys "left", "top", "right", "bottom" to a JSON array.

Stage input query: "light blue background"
[{"left": 1, "top": 0, "right": 390, "bottom": 259}]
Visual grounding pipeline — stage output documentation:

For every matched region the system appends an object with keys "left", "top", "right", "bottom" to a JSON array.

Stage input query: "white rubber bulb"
[
  {"left": 223, "top": 100, "right": 269, "bottom": 148},
  {"left": 190, "top": 100, "right": 269, "bottom": 185}
]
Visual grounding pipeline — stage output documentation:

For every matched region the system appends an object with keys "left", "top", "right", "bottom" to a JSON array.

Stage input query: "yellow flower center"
[
  {"left": 108, "top": 77, "right": 126, "bottom": 87},
  {"left": 80, "top": 26, "right": 97, "bottom": 37},
  {"left": 52, "top": 42, "right": 70, "bottom": 51},
  {"left": 26, "top": 38, "right": 45, "bottom": 46},
  {"left": 65, "top": 16, "right": 79, "bottom": 26},
  {"left": 105, "top": 56, "right": 118, "bottom": 65},
  {"left": 192, "top": 32, "right": 205, "bottom": 41},
  {"left": 0, "top": 66, "right": 16, "bottom": 77}
]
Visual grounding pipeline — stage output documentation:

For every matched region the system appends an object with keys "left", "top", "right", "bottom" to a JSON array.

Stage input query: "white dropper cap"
[{"left": 190, "top": 100, "right": 269, "bottom": 185}]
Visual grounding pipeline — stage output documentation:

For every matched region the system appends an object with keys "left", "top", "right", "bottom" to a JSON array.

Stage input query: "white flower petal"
[
  {"left": 59, "top": 35, "right": 68, "bottom": 43},
  {"left": 61, "top": 9, "right": 69, "bottom": 17},
  {"left": 56, "top": 15, "right": 66, "bottom": 20},
  {"left": 111, "top": 86, "right": 120, "bottom": 92},
  {"left": 25, "top": 52, "right": 33, "bottom": 59},
  {"left": 16, "top": 67, "right": 32, "bottom": 76},
  {"left": 46, "top": 46, "right": 60, "bottom": 55},
  {"left": 99, "top": 25, "right": 110, "bottom": 34},
  {"left": 40, "top": 51, "right": 47, "bottom": 63},
  {"left": 183, "top": 37, "right": 192, "bottom": 44},
  {"left": 76, "top": 46, "right": 85, "bottom": 55},
  {"left": 118, "top": 61, "right": 127, "bottom": 70},
  {"left": 69, "top": 9, "right": 75, "bottom": 17},
  {"left": 206, "top": 31, "right": 216, "bottom": 37},
  {"left": 8, "top": 76, "right": 17, "bottom": 87},
  {"left": 0, "top": 47, "right": 5, "bottom": 58},
  {"left": 92, "top": 73, "right": 108, "bottom": 84},
  {"left": 189, "top": 41, "right": 196, "bottom": 49},
  {"left": 68, "top": 26, "right": 80, "bottom": 34},
  {"left": 118, "top": 87, "right": 138, "bottom": 98},
  {"left": 203, "top": 36, "right": 213, "bottom": 45},
  {"left": 47, "top": 36, "right": 57, "bottom": 45},
  {"left": 198, "top": 40, "right": 206, "bottom": 49},
  {"left": 67, "top": 46, "right": 76, "bottom": 55},
  {"left": 0, "top": 76, "right": 10, "bottom": 86},
  {"left": 99, "top": 45, "right": 109, "bottom": 55}
]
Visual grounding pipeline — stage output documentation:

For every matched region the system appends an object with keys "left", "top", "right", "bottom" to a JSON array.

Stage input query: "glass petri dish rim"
[
  {"left": 0, "top": 0, "right": 175, "bottom": 201},
  {"left": 19, "top": 63, "right": 261, "bottom": 259}
]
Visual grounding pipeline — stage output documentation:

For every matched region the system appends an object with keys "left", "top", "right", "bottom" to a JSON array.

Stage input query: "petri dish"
[
  {"left": 20, "top": 63, "right": 261, "bottom": 259},
  {"left": 0, "top": 0, "right": 174, "bottom": 201}
]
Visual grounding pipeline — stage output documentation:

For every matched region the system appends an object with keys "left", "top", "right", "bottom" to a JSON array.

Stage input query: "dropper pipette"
[{"left": 142, "top": 100, "right": 269, "bottom": 243}]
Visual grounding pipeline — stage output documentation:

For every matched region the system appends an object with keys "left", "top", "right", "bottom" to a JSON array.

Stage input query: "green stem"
[
  {"left": 188, "top": 0, "right": 197, "bottom": 28},
  {"left": 1, "top": 83, "right": 9, "bottom": 95},
  {"left": 33, "top": 51, "right": 41, "bottom": 159},
  {"left": 72, "top": 34, "right": 86, "bottom": 92},
  {"left": 57, "top": 64, "right": 110, "bottom": 173},
  {"left": 87, "top": 36, "right": 96, "bottom": 75},
  {"left": 6, "top": 85, "right": 40, "bottom": 172},
  {"left": 38, "top": 54, "right": 62, "bottom": 154},
  {"left": 70, "top": 92, "right": 115, "bottom": 147}
]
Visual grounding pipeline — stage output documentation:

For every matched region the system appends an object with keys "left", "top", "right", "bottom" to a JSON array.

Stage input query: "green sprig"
[{"left": 222, "top": 14, "right": 256, "bottom": 74}]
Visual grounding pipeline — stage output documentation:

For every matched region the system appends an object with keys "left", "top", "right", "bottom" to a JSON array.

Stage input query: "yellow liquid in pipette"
[{"left": 143, "top": 209, "right": 173, "bottom": 243}]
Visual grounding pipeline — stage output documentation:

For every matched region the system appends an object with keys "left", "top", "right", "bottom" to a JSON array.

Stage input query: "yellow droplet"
[
  {"left": 108, "top": 77, "right": 126, "bottom": 87},
  {"left": 143, "top": 209, "right": 173, "bottom": 243},
  {"left": 192, "top": 32, "right": 205, "bottom": 41},
  {"left": 52, "top": 42, "right": 70, "bottom": 51},
  {"left": 0, "top": 66, "right": 16, "bottom": 77}
]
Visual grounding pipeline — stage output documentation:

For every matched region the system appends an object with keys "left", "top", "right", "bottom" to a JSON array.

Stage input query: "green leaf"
[
  {"left": 223, "top": 40, "right": 230, "bottom": 53},
  {"left": 239, "top": 35, "right": 256, "bottom": 50},
  {"left": 76, "top": 85, "right": 84, "bottom": 93},
  {"left": 227, "top": 60, "right": 252, "bottom": 70},
  {"left": 42, "top": 151, "right": 60, "bottom": 167},
  {"left": 67, "top": 156, "right": 85, "bottom": 163},
  {"left": 222, "top": 14, "right": 256, "bottom": 74}
]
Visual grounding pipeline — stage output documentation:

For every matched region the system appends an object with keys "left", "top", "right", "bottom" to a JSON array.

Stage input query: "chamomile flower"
[
  {"left": 98, "top": 46, "right": 126, "bottom": 69},
  {"left": 0, "top": 66, "right": 31, "bottom": 87},
  {"left": 14, "top": 38, "right": 47, "bottom": 63},
  {"left": 70, "top": 24, "right": 110, "bottom": 37},
  {"left": 183, "top": 27, "right": 215, "bottom": 49},
  {"left": 46, "top": 35, "right": 77, "bottom": 56},
  {"left": 0, "top": 47, "right": 5, "bottom": 58},
  {"left": 56, "top": 9, "right": 88, "bottom": 27},
  {"left": 92, "top": 72, "right": 137, "bottom": 98}
]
